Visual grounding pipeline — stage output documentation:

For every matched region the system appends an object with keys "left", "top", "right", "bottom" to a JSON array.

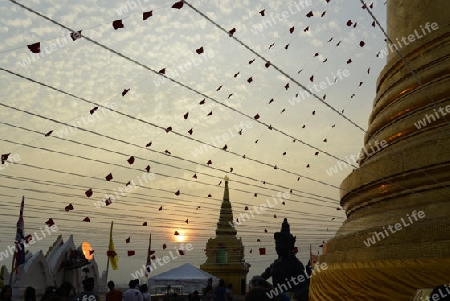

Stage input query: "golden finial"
[{"left": 224, "top": 175, "right": 229, "bottom": 182}]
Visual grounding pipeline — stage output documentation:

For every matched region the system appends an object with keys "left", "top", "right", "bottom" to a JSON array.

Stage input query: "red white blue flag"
[{"left": 14, "top": 196, "right": 26, "bottom": 273}]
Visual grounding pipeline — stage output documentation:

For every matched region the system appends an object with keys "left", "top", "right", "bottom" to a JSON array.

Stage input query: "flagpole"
[
  {"left": 105, "top": 250, "right": 110, "bottom": 283},
  {"left": 149, "top": 232, "right": 151, "bottom": 280},
  {"left": 145, "top": 233, "right": 151, "bottom": 282},
  {"left": 9, "top": 252, "right": 15, "bottom": 285},
  {"left": 105, "top": 221, "right": 112, "bottom": 283}
]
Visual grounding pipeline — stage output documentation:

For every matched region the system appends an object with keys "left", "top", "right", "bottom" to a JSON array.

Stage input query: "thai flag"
[
  {"left": 145, "top": 233, "right": 152, "bottom": 277},
  {"left": 15, "top": 196, "right": 26, "bottom": 273}
]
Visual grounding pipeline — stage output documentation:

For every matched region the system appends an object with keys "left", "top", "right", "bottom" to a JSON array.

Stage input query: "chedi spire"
[{"left": 216, "top": 176, "right": 237, "bottom": 236}]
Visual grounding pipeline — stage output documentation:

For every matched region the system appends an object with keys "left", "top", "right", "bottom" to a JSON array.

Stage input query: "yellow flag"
[{"left": 108, "top": 221, "right": 119, "bottom": 270}]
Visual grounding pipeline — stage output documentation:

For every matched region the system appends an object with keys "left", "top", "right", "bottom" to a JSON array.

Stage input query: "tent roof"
[{"left": 150, "top": 263, "right": 219, "bottom": 281}]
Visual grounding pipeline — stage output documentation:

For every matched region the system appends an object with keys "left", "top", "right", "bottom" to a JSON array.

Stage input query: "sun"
[{"left": 175, "top": 234, "right": 187, "bottom": 243}]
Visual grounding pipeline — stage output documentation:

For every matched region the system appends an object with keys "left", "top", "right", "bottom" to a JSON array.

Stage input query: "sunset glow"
[
  {"left": 81, "top": 241, "right": 94, "bottom": 261},
  {"left": 175, "top": 234, "right": 187, "bottom": 242}
]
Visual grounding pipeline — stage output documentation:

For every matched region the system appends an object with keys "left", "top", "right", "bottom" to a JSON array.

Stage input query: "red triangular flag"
[
  {"left": 196, "top": 47, "right": 204, "bottom": 54},
  {"left": 90, "top": 107, "right": 98, "bottom": 115},
  {"left": 70, "top": 30, "right": 82, "bottom": 41},
  {"left": 27, "top": 42, "right": 40, "bottom": 53},
  {"left": 85, "top": 188, "right": 93, "bottom": 197},
  {"left": 172, "top": 1, "right": 184, "bottom": 9},
  {"left": 112, "top": 20, "right": 124, "bottom": 30},
  {"left": 1, "top": 153, "right": 10, "bottom": 164},
  {"left": 24, "top": 234, "right": 33, "bottom": 243},
  {"left": 45, "top": 218, "right": 55, "bottom": 227},
  {"left": 143, "top": 11, "right": 153, "bottom": 20}
]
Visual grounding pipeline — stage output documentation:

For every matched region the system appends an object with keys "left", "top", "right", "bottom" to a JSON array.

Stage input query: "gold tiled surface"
[{"left": 311, "top": 1, "right": 450, "bottom": 299}]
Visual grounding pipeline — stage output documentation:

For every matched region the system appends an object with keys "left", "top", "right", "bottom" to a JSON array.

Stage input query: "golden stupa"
[
  {"left": 200, "top": 176, "right": 250, "bottom": 295},
  {"left": 310, "top": 0, "right": 450, "bottom": 300}
]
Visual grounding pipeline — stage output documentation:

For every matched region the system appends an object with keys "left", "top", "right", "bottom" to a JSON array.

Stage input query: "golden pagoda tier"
[
  {"left": 310, "top": 0, "right": 450, "bottom": 300},
  {"left": 200, "top": 176, "right": 250, "bottom": 295}
]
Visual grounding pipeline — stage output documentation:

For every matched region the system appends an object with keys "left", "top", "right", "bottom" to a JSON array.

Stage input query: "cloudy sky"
[{"left": 0, "top": 0, "right": 388, "bottom": 286}]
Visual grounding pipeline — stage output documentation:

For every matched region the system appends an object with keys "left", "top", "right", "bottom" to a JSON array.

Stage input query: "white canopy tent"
[{"left": 148, "top": 263, "right": 219, "bottom": 295}]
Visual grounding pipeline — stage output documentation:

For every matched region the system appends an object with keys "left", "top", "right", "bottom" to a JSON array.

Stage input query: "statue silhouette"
[{"left": 261, "top": 218, "right": 309, "bottom": 301}]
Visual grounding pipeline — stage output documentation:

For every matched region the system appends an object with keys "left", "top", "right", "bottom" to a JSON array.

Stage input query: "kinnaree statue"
[{"left": 261, "top": 218, "right": 309, "bottom": 301}]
